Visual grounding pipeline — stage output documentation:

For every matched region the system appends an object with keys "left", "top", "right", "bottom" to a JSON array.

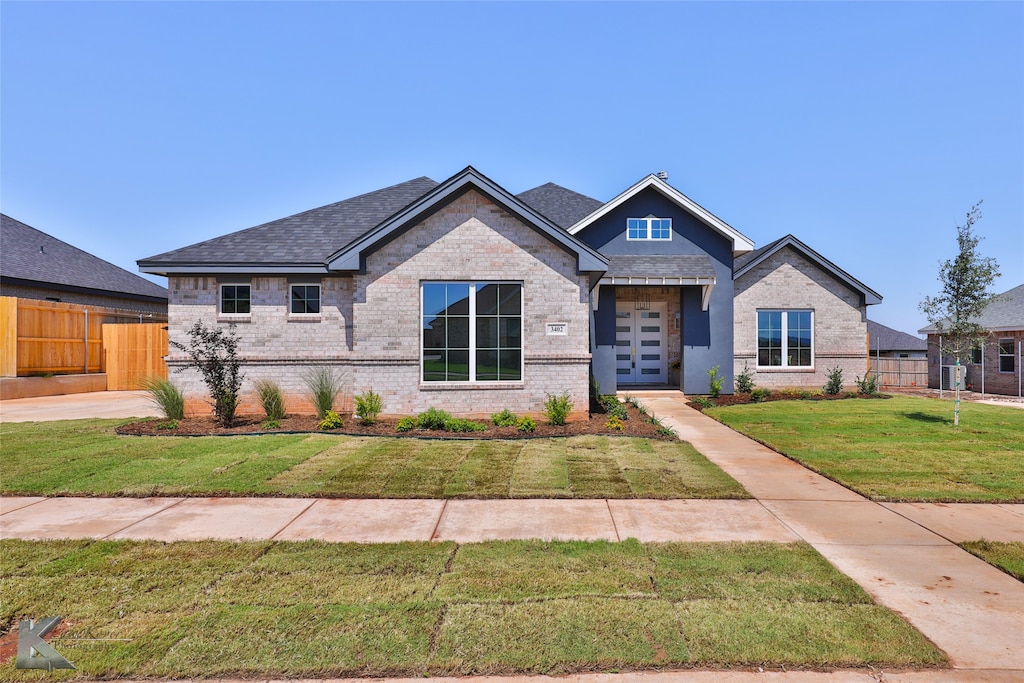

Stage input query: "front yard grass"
[
  {"left": 707, "top": 396, "right": 1024, "bottom": 502},
  {"left": 0, "top": 420, "right": 745, "bottom": 499},
  {"left": 959, "top": 540, "right": 1024, "bottom": 581},
  {"left": 0, "top": 539, "right": 945, "bottom": 678}
]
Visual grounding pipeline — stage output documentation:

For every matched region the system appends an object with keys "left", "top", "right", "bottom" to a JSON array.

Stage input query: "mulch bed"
[
  {"left": 689, "top": 390, "right": 892, "bottom": 411},
  {"left": 115, "top": 400, "right": 676, "bottom": 440}
]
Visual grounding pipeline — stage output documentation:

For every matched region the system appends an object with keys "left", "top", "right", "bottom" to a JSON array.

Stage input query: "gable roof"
[
  {"left": 918, "top": 283, "right": 1024, "bottom": 334},
  {"left": 1, "top": 213, "right": 168, "bottom": 302},
  {"left": 516, "top": 183, "right": 604, "bottom": 230},
  {"left": 867, "top": 320, "right": 927, "bottom": 353},
  {"left": 566, "top": 174, "right": 756, "bottom": 254},
  {"left": 139, "top": 177, "right": 440, "bottom": 275},
  {"left": 734, "top": 234, "right": 882, "bottom": 306},
  {"left": 327, "top": 166, "right": 608, "bottom": 273}
]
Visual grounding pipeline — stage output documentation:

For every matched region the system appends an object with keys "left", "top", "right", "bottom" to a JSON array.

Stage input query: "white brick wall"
[
  {"left": 166, "top": 190, "right": 591, "bottom": 418},
  {"left": 734, "top": 247, "right": 869, "bottom": 390}
]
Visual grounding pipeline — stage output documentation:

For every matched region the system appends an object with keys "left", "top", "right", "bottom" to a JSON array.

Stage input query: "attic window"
[{"left": 627, "top": 217, "right": 671, "bottom": 241}]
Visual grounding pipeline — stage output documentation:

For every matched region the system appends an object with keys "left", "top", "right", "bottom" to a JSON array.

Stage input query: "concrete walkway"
[
  {"left": 628, "top": 391, "right": 1024, "bottom": 672},
  {"left": 0, "top": 390, "right": 160, "bottom": 422},
  {"left": 2, "top": 391, "right": 1023, "bottom": 680}
]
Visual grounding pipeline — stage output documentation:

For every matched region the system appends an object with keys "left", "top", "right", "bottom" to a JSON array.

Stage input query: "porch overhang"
[{"left": 600, "top": 254, "right": 718, "bottom": 311}]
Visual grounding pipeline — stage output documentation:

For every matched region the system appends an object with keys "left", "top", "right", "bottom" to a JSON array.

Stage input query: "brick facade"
[
  {"left": 926, "top": 330, "right": 1024, "bottom": 396},
  {"left": 167, "top": 190, "right": 591, "bottom": 419},
  {"left": 734, "top": 246, "right": 869, "bottom": 390}
]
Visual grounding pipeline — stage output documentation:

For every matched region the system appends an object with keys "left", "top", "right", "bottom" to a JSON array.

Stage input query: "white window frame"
[
  {"left": 626, "top": 216, "right": 672, "bottom": 241},
  {"left": 289, "top": 283, "right": 321, "bottom": 316},
  {"left": 420, "top": 281, "right": 523, "bottom": 383},
  {"left": 219, "top": 283, "right": 251, "bottom": 317},
  {"left": 756, "top": 309, "right": 815, "bottom": 369},
  {"left": 998, "top": 338, "right": 1015, "bottom": 373}
]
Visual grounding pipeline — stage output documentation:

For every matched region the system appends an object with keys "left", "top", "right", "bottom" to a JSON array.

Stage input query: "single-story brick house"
[
  {"left": 919, "top": 283, "right": 1023, "bottom": 396},
  {"left": 139, "top": 167, "right": 882, "bottom": 417}
]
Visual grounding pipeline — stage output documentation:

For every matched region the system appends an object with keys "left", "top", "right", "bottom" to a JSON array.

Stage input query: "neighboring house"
[
  {"left": 734, "top": 235, "right": 881, "bottom": 389},
  {"left": 919, "top": 283, "right": 1024, "bottom": 396},
  {"left": 867, "top": 320, "right": 928, "bottom": 358},
  {"left": 1, "top": 214, "right": 168, "bottom": 314},
  {"left": 139, "top": 167, "right": 881, "bottom": 416}
]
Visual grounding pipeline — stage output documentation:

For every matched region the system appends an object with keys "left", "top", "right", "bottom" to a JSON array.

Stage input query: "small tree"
[
  {"left": 919, "top": 201, "right": 1001, "bottom": 425},
  {"left": 170, "top": 321, "right": 244, "bottom": 427}
]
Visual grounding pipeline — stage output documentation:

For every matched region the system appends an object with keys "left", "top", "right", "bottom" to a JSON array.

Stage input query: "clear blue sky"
[{"left": 3, "top": 1, "right": 1022, "bottom": 335}]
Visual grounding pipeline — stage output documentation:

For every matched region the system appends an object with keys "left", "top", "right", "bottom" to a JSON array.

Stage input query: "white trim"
[
  {"left": 218, "top": 283, "right": 252, "bottom": 317},
  {"left": 756, "top": 309, "right": 815, "bottom": 369},
  {"left": 568, "top": 174, "right": 755, "bottom": 253}
]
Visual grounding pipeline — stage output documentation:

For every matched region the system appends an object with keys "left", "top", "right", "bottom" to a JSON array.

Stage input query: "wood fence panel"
[
  {"left": 103, "top": 323, "right": 168, "bottom": 390},
  {"left": 870, "top": 357, "right": 928, "bottom": 387},
  {"left": 0, "top": 297, "right": 17, "bottom": 377}
]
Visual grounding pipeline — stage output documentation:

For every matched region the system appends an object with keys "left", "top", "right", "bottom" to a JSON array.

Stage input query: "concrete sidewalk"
[{"left": 0, "top": 390, "right": 160, "bottom": 422}]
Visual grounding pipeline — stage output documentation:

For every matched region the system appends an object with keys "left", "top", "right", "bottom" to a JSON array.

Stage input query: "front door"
[{"left": 615, "top": 301, "right": 668, "bottom": 384}]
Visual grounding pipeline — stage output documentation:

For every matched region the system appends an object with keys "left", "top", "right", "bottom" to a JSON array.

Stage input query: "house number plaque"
[{"left": 546, "top": 322, "right": 568, "bottom": 336}]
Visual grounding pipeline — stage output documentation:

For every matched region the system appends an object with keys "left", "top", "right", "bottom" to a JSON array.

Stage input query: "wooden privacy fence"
[
  {"left": 870, "top": 357, "right": 928, "bottom": 388},
  {"left": 0, "top": 296, "right": 166, "bottom": 382},
  {"left": 103, "top": 323, "right": 169, "bottom": 390}
]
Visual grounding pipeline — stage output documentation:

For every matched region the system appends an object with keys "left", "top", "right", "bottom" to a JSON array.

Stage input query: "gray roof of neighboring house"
[
  {"left": 515, "top": 183, "right": 604, "bottom": 230},
  {"left": 1, "top": 213, "right": 168, "bottom": 301},
  {"left": 604, "top": 254, "right": 716, "bottom": 280},
  {"left": 734, "top": 234, "right": 882, "bottom": 306},
  {"left": 139, "top": 177, "right": 440, "bottom": 272},
  {"left": 867, "top": 320, "right": 928, "bottom": 353},
  {"left": 918, "top": 283, "right": 1024, "bottom": 333}
]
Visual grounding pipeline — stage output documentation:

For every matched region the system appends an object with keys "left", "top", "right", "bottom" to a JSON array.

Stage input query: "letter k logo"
[{"left": 16, "top": 617, "right": 75, "bottom": 671}]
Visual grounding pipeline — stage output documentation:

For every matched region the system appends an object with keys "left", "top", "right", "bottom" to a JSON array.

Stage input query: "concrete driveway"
[{"left": 0, "top": 390, "right": 161, "bottom": 422}]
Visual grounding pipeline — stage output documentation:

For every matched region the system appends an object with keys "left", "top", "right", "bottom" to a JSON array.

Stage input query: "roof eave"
[
  {"left": 138, "top": 262, "right": 330, "bottom": 276},
  {"left": 567, "top": 174, "right": 756, "bottom": 254}
]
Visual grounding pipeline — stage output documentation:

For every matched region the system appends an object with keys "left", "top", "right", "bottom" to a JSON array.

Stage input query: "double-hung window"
[
  {"left": 627, "top": 217, "right": 672, "bottom": 241},
  {"left": 220, "top": 284, "right": 251, "bottom": 316},
  {"left": 290, "top": 284, "right": 321, "bottom": 315},
  {"left": 757, "top": 310, "right": 813, "bottom": 367},
  {"left": 999, "top": 338, "right": 1015, "bottom": 373},
  {"left": 422, "top": 282, "right": 522, "bottom": 382}
]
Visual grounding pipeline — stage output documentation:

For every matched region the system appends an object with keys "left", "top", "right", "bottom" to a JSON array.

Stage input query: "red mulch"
[
  {"left": 115, "top": 400, "right": 676, "bottom": 440},
  {"left": 689, "top": 391, "right": 892, "bottom": 411}
]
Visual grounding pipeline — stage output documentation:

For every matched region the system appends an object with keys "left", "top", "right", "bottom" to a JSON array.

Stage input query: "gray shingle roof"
[
  {"left": 516, "top": 183, "right": 604, "bottom": 230},
  {"left": 1, "top": 213, "right": 168, "bottom": 301},
  {"left": 918, "top": 283, "right": 1024, "bottom": 333},
  {"left": 867, "top": 320, "right": 928, "bottom": 353},
  {"left": 604, "top": 254, "right": 716, "bottom": 280},
  {"left": 139, "top": 177, "right": 439, "bottom": 271}
]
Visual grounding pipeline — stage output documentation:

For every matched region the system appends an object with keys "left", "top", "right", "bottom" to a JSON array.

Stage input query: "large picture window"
[
  {"left": 757, "top": 310, "right": 813, "bottom": 367},
  {"left": 422, "top": 282, "right": 522, "bottom": 382},
  {"left": 220, "top": 284, "right": 251, "bottom": 315}
]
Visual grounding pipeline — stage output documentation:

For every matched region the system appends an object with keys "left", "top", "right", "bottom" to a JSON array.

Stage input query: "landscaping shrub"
[
  {"left": 169, "top": 321, "right": 243, "bottom": 427},
  {"left": 622, "top": 394, "right": 647, "bottom": 416},
  {"left": 442, "top": 417, "right": 488, "bottom": 433},
  {"left": 600, "top": 395, "right": 628, "bottom": 421},
  {"left": 155, "top": 419, "right": 179, "bottom": 430},
  {"left": 690, "top": 396, "right": 715, "bottom": 410},
  {"left": 318, "top": 410, "right": 343, "bottom": 430},
  {"left": 261, "top": 418, "right": 281, "bottom": 430},
  {"left": 735, "top": 363, "right": 755, "bottom": 393},
  {"left": 354, "top": 389, "right": 383, "bottom": 425},
  {"left": 303, "top": 368, "right": 342, "bottom": 419},
  {"left": 253, "top": 379, "right": 286, "bottom": 420},
  {"left": 605, "top": 415, "right": 625, "bottom": 431},
  {"left": 140, "top": 376, "right": 185, "bottom": 421},
  {"left": 417, "top": 407, "right": 452, "bottom": 430},
  {"left": 516, "top": 415, "right": 536, "bottom": 433},
  {"left": 395, "top": 416, "right": 417, "bottom": 432},
  {"left": 543, "top": 392, "right": 573, "bottom": 425},
  {"left": 751, "top": 388, "right": 772, "bottom": 403},
  {"left": 799, "top": 390, "right": 813, "bottom": 399},
  {"left": 707, "top": 364, "right": 724, "bottom": 398},
  {"left": 491, "top": 408, "right": 518, "bottom": 427},
  {"left": 589, "top": 371, "right": 601, "bottom": 405},
  {"left": 855, "top": 372, "right": 880, "bottom": 396},
  {"left": 823, "top": 366, "right": 844, "bottom": 395}
]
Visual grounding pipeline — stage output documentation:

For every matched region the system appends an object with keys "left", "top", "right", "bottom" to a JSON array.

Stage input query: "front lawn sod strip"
[
  {"left": 959, "top": 540, "right": 1024, "bottom": 581},
  {"left": 708, "top": 396, "right": 1024, "bottom": 503},
  {"left": 0, "top": 539, "right": 945, "bottom": 678},
  {"left": 0, "top": 422, "right": 744, "bottom": 500}
]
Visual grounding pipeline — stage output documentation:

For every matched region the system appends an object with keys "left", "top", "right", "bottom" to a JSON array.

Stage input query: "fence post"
[
  {"left": 980, "top": 340, "right": 985, "bottom": 398},
  {"left": 83, "top": 309, "right": 89, "bottom": 374}
]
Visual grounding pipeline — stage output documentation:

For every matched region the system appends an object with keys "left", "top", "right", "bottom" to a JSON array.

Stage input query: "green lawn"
[
  {"left": 960, "top": 541, "right": 1024, "bottom": 581},
  {"left": 0, "top": 539, "right": 945, "bottom": 678},
  {"left": 708, "top": 396, "right": 1024, "bottom": 502},
  {"left": 0, "top": 420, "right": 745, "bottom": 499}
]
